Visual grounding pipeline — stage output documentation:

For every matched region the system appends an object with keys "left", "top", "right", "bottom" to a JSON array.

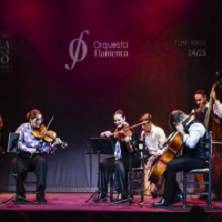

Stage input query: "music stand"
[
  {"left": 114, "top": 140, "right": 145, "bottom": 205},
  {"left": 85, "top": 137, "right": 114, "bottom": 203}
]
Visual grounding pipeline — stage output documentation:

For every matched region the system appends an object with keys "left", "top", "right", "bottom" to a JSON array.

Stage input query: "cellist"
[{"left": 152, "top": 110, "right": 207, "bottom": 207}]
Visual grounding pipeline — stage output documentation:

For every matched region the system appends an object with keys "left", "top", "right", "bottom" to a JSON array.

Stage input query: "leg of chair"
[
  {"left": 183, "top": 172, "right": 187, "bottom": 208},
  {"left": 128, "top": 169, "right": 133, "bottom": 203},
  {"left": 140, "top": 170, "right": 144, "bottom": 203},
  {"left": 208, "top": 171, "right": 212, "bottom": 208},
  {"left": 109, "top": 173, "right": 114, "bottom": 202}
]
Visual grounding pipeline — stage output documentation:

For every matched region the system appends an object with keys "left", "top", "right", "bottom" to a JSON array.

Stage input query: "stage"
[{"left": 1, "top": 193, "right": 222, "bottom": 222}]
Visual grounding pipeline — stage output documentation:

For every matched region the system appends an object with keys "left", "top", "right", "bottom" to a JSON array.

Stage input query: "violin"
[
  {"left": 101, "top": 120, "right": 149, "bottom": 141},
  {"left": 113, "top": 123, "right": 133, "bottom": 141},
  {"left": 32, "top": 116, "right": 68, "bottom": 149},
  {"left": 112, "top": 120, "right": 149, "bottom": 141},
  {"left": 32, "top": 124, "right": 57, "bottom": 143}
]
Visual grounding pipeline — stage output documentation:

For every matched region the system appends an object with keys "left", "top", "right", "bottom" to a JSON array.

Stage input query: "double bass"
[{"left": 204, "top": 78, "right": 222, "bottom": 198}]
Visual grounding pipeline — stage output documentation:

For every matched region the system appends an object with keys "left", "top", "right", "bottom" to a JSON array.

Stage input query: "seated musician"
[
  {"left": 139, "top": 113, "right": 166, "bottom": 198},
  {"left": 94, "top": 109, "right": 140, "bottom": 203},
  {"left": 15, "top": 109, "right": 62, "bottom": 204},
  {"left": 152, "top": 109, "right": 208, "bottom": 207}
]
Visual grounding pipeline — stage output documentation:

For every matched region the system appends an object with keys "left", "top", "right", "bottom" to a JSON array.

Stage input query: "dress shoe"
[
  {"left": 174, "top": 193, "right": 183, "bottom": 202},
  {"left": 152, "top": 198, "right": 171, "bottom": 207},
  {"left": 36, "top": 197, "right": 47, "bottom": 204},
  {"left": 93, "top": 192, "right": 107, "bottom": 203},
  {"left": 36, "top": 192, "right": 47, "bottom": 204},
  {"left": 151, "top": 192, "right": 158, "bottom": 199},
  {"left": 111, "top": 193, "right": 129, "bottom": 204},
  {"left": 15, "top": 195, "right": 30, "bottom": 204}
]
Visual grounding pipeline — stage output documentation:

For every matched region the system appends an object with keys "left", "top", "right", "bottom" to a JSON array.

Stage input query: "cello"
[{"left": 149, "top": 131, "right": 183, "bottom": 184}]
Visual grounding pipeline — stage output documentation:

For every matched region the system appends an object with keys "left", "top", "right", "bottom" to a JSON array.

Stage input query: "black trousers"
[
  {"left": 98, "top": 154, "right": 140, "bottom": 195},
  {"left": 15, "top": 152, "right": 48, "bottom": 197},
  {"left": 163, "top": 156, "right": 205, "bottom": 204}
]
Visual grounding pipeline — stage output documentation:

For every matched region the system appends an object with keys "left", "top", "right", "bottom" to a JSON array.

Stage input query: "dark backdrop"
[{"left": 0, "top": 0, "right": 221, "bottom": 192}]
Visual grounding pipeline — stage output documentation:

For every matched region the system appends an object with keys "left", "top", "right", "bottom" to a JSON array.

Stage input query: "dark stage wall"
[{"left": 0, "top": 0, "right": 221, "bottom": 192}]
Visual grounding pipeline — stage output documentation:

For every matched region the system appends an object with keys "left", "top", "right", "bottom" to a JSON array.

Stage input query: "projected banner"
[{"left": 0, "top": 32, "right": 12, "bottom": 72}]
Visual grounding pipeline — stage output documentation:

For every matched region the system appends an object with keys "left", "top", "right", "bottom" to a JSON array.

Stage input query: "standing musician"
[
  {"left": 139, "top": 113, "right": 166, "bottom": 198},
  {"left": 94, "top": 109, "right": 140, "bottom": 203},
  {"left": 152, "top": 110, "right": 208, "bottom": 207},
  {"left": 192, "top": 89, "right": 222, "bottom": 122},
  {"left": 192, "top": 88, "right": 222, "bottom": 199},
  {"left": 15, "top": 109, "right": 63, "bottom": 204}
]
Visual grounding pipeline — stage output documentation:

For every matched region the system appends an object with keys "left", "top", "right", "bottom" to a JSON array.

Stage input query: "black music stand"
[
  {"left": 114, "top": 140, "right": 145, "bottom": 205},
  {"left": 85, "top": 137, "right": 114, "bottom": 203}
]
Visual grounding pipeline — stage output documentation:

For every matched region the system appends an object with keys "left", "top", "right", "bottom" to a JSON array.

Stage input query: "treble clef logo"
[{"left": 65, "top": 30, "right": 90, "bottom": 70}]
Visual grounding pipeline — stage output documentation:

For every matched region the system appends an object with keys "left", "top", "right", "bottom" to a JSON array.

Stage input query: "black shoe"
[
  {"left": 111, "top": 193, "right": 128, "bottom": 204},
  {"left": 151, "top": 192, "right": 158, "bottom": 199},
  {"left": 36, "top": 197, "right": 47, "bottom": 204},
  {"left": 152, "top": 198, "right": 171, "bottom": 207},
  {"left": 15, "top": 195, "right": 30, "bottom": 204},
  {"left": 36, "top": 189, "right": 47, "bottom": 204},
  {"left": 93, "top": 192, "right": 107, "bottom": 203},
  {"left": 174, "top": 193, "right": 183, "bottom": 203}
]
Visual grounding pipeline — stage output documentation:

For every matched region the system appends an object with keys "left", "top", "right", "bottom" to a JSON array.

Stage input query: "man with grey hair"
[{"left": 152, "top": 109, "right": 208, "bottom": 207}]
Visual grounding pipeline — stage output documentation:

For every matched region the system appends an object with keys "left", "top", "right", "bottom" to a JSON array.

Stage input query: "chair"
[
  {"left": 7, "top": 132, "right": 19, "bottom": 153},
  {"left": 128, "top": 143, "right": 146, "bottom": 203},
  {"left": 182, "top": 131, "right": 212, "bottom": 208},
  {"left": 129, "top": 165, "right": 144, "bottom": 203},
  {"left": 7, "top": 132, "right": 36, "bottom": 193}
]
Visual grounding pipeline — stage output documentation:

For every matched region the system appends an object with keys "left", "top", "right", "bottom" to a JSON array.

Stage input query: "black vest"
[{"left": 183, "top": 120, "right": 210, "bottom": 163}]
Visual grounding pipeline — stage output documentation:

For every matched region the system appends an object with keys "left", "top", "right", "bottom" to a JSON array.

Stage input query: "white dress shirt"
[
  {"left": 213, "top": 100, "right": 222, "bottom": 118},
  {"left": 183, "top": 122, "right": 206, "bottom": 149},
  {"left": 141, "top": 124, "right": 166, "bottom": 156}
]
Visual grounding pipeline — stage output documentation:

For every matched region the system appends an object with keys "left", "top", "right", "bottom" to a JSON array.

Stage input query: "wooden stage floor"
[{"left": 1, "top": 192, "right": 222, "bottom": 222}]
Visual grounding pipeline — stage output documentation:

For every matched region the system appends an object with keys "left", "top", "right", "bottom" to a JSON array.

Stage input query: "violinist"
[
  {"left": 94, "top": 109, "right": 140, "bottom": 203},
  {"left": 15, "top": 109, "right": 62, "bottom": 204}
]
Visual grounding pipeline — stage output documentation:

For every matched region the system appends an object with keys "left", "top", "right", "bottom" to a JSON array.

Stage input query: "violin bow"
[
  {"left": 129, "top": 120, "right": 149, "bottom": 130},
  {"left": 47, "top": 115, "right": 54, "bottom": 129}
]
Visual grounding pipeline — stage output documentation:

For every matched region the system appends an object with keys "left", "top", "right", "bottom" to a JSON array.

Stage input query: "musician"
[
  {"left": 152, "top": 110, "right": 208, "bottom": 207},
  {"left": 193, "top": 89, "right": 222, "bottom": 199},
  {"left": 15, "top": 109, "right": 61, "bottom": 204},
  {"left": 192, "top": 89, "right": 222, "bottom": 122},
  {"left": 139, "top": 113, "right": 166, "bottom": 197},
  {"left": 94, "top": 109, "right": 140, "bottom": 203}
]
